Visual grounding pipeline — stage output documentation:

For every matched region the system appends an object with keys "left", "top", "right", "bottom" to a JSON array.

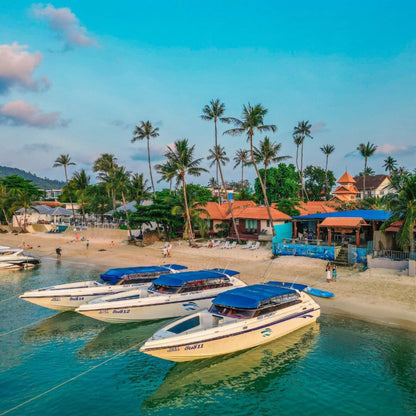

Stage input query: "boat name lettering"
[
  {"left": 99, "top": 310, "right": 109, "bottom": 314},
  {"left": 167, "top": 346, "right": 180, "bottom": 353},
  {"left": 51, "top": 297, "right": 60, "bottom": 301},
  {"left": 70, "top": 296, "right": 84, "bottom": 301},
  {"left": 113, "top": 309, "right": 131, "bottom": 314},
  {"left": 184, "top": 343, "right": 204, "bottom": 351}
]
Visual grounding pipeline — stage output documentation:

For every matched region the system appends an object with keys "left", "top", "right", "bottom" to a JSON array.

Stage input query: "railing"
[{"left": 372, "top": 250, "right": 416, "bottom": 261}]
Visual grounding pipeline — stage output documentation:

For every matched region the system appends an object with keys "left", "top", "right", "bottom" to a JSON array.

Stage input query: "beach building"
[
  {"left": 353, "top": 174, "right": 393, "bottom": 199},
  {"left": 330, "top": 171, "right": 360, "bottom": 202}
]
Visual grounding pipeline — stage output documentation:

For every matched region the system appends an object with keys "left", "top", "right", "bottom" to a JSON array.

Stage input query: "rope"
[
  {"left": 0, "top": 317, "right": 51, "bottom": 338},
  {"left": 0, "top": 295, "right": 18, "bottom": 303},
  {"left": 0, "top": 341, "right": 142, "bottom": 415}
]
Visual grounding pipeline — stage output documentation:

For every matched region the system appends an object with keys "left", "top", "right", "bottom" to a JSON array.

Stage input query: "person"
[
  {"left": 110, "top": 241, "right": 115, "bottom": 248},
  {"left": 138, "top": 230, "right": 143, "bottom": 240},
  {"left": 332, "top": 264, "right": 337, "bottom": 282},
  {"left": 75, "top": 234, "right": 80, "bottom": 242},
  {"left": 166, "top": 243, "right": 172, "bottom": 257},
  {"left": 86, "top": 240, "right": 90, "bottom": 250},
  {"left": 55, "top": 247, "right": 62, "bottom": 258},
  {"left": 209, "top": 239, "right": 214, "bottom": 248},
  {"left": 326, "top": 262, "right": 332, "bottom": 283},
  {"left": 162, "top": 243, "right": 168, "bottom": 258}
]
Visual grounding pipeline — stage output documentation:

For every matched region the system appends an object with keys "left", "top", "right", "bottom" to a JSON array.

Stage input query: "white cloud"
[
  {"left": 0, "top": 100, "right": 69, "bottom": 128},
  {"left": 375, "top": 144, "right": 416, "bottom": 156},
  {"left": 32, "top": 4, "right": 99, "bottom": 48},
  {"left": 310, "top": 121, "right": 328, "bottom": 134},
  {"left": 0, "top": 43, "right": 50, "bottom": 94}
]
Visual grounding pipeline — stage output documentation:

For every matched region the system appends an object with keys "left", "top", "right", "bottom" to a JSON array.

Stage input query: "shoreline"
[{"left": 2, "top": 231, "right": 416, "bottom": 332}]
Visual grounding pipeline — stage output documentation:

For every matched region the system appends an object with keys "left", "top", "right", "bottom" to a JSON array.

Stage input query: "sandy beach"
[{"left": 2, "top": 229, "right": 416, "bottom": 331}]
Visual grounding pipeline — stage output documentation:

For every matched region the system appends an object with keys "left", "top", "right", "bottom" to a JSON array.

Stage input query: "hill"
[{"left": 0, "top": 166, "right": 66, "bottom": 190}]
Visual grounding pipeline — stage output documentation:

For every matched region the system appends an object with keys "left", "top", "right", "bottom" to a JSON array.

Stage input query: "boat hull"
[
  {"left": 141, "top": 307, "right": 320, "bottom": 362},
  {"left": 76, "top": 296, "right": 215, "bottom": 323}
]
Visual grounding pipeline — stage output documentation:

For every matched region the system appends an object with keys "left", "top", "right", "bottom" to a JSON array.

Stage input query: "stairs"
[{"left": 334, "top": 246, "right": 349, "bottom": 266}]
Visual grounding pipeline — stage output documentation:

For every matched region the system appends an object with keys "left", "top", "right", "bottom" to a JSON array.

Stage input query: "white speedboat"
[
  {"left": 19, "top": 264, "right": 187, "bottom": 311},
  {"left": 75, "top": 269, "right": 246, "bottom": 323},
  {"left": 140, "top": 282, "right": 321, "bottom": 362},
  {"left": 0, "top": 248, "right": 40, "bottom": 270}
]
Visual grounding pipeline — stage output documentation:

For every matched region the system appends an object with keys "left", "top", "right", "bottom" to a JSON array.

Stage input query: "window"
[
  {"left": 245, "top": 219, "right": 257, "bottom": 229},
  {"left": 267, "top": 220, "right": 270, "bottom": 227}
]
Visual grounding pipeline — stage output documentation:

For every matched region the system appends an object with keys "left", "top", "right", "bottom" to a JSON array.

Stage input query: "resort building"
[
  {"left": 330, "top": 171, "right": 360, "bottom": 202},
  {"left": 353, "top": 174, "right": 393, "bottom": 199}
]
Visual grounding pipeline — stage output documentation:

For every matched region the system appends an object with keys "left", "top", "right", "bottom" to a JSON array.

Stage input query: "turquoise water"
[{"left": 0, "top": 260, "right": 415, "bottom": 416}]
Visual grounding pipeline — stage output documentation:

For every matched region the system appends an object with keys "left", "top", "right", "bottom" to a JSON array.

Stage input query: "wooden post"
[
  {"left": 356, "top": 228, "right": 360, "bottom": 248},
  {"left": 328, "top": 228, "right": 332, "bottom": 246}
]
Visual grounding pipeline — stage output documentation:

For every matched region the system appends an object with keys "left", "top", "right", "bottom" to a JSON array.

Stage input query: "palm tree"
[
  {"left": 383, "top": 156, "right": 398, "bottom": 175},
  {"left": 320, "top": 144, "right": 335, "bottom": 196},
  {"left": 201, "top": 99, "right": 228, "bottom": 202},
  {"left": 224, "top": 103, "right": 277, "bottom": 236},
  {"left": 69, "top": 169, "right": 90, "bottom": 225},
  {"left": 384, "top": 172, "right": 416, "bottom": 253},
  {"left": 357, "top": 142, "right": 377, "bottom": 197},
  {"left": 162, "top": 139, "right": 207, "bottom": 245},
  {"left": 130, "top": 173, "right": 151, "bottom": 206},
  {"left": 113, "top": 166, "right": 133, "bottom": 238},
  {"left": 293, "top": 121, "right": 313, "bottom": 200},
  {"left": 254, "top": 137, "right": 291, "bottom": 190},
  {"left": 0, "top": 182, "right": 13, "bottom": 231},
  {"left": 132, "top": 121, "right": 159, "bottom": 198},
  {"left": 53, "top": 154, "right": 76, "bottom": 223},
  {"left": 208, "top": 145, "right": 240, "bottom": 243},
  {"left": 93, "top": 153, "right": 119, "bottom": 211},
  {"left": 233, "top": 149, "right": 250, "bottom": 188}
]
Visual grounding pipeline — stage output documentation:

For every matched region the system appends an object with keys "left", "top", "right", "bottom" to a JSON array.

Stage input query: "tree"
[
  {"left": 233, "top": 148, "right": 250, "bottom": 188},
  {"left": 303, "top": 165, "right": 336, "bottom": 201},
  {"left": 383, "top": 156, "right": 398, "bottom": 175},
  {"left": 207, "top": 145, "right": 240, "bottom": 243},
  {"left": 253, "top": 164, "right": 301, "bottom": 203},
  {"left": 201, "top": 99, "right": 227, "bottom": 201},
  {"left": 357, "top": 142, "right": 377, "bottom": 197},
  {"left": 0, "top": 182, "right": 13, "bottom": 230},
  {"left": 69, "top": 169, "right": 90, "bottom": 225},
  {"left": 320, "top": 144, "right": 335, "bottom": 196},
  {"left": 383, "top": 172, "right": 416, "bottom": 252},
  {"left": 254, "top": 137, "right": 291, "bottom": 190},
  {"left": 85, "top": 183, "right": 112, "bottom": 223},
  {"left": 93, "top": 153, "right": 119, "bottom": 211},
  {"left": 359, "top": 167, "right": 375, "bottom": 176},
  {"left": 129, "top": 173, "right": 151, "bottom": 206},
  {"left": 53, "top": 154, "right": 76, "bottom": 223},
  {"left": 155, "top": 158, "right": 176, "bottom": 193},
  {"left": 132, "top": 121, "right": 159, "bottom": 198},
  {"left": 224, "top": 103, "right": 277, "bottom": 236},
  {"left": 162, "top": 139, "right": 207, "bottom": 244},
  {"left": 293, "top": 121, "right": 313, "bottom": 200},
  {"left": 113, "top": 166, "right": 133, "bottom": 238}
]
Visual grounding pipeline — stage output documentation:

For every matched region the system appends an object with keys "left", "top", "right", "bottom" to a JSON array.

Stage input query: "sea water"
[{"left": 0, "top": 259, "right": 415, "bottom": 416}]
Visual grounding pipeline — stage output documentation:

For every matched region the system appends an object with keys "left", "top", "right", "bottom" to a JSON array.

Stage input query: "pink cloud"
[
  {"left": 0, "top": 43, "right": 50, "bottom": 94},
  {"left": 32, "top": 4, "right": 99, "bottom": 48},
  {"left": 0, "top": 100, "right": 69, "bottom": 128}
]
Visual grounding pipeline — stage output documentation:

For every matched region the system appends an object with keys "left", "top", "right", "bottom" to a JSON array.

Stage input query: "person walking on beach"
[
  {"left": 55, "top": 247, "right": 62, "bottom": 258},
  {"left": 86, "top": 240, "right": 90, "bottom": 250},
  {"left": 332, "top": 264, "right": 337, "bottom": 282},
  {"left": 166, "top": 243, "right": 172, "bottom": 257},
  {"left": 326, "top": 262, "right": 332, "bottom": 283}
]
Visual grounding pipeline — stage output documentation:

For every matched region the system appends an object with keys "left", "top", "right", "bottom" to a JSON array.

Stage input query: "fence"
[{"left": 372, "top": 250, "right": 416, "bottom": 261}]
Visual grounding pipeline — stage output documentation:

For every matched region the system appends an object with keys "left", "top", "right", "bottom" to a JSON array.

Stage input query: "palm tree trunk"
[
  {"left": 300, "top": 142, "right": 308, "bottom": 201},
  {"left": 147, "top": 137, "right": 156, "bottom": 199},
  {"left": 111, "top": 188, "right": 116, "bottom": 212},
  {"left": 182, "top": 175, "right": 194, "bottom": 245},
  {"left": 363, "top": 157, "right": 367, "bottom": 198},
  {"left": 324, "top": 155, "right": 329, "bottom": 198},
  {"left": 241, "top": 164, "right": 244, "bottom": 189},
  {"left": 121, "top": 191, "right": 133, "bottom": 238},
  {"left": 218, "top": 157, "right": 240, "bottom": 243},
  {"left": 81, "top": 201, "right": 86, "bottom": 226},
  {"left": 249, "top": 133, "right": 276, "bottom": 237},
  {"left": 264, "top": 163, "right": 268, "bottom": 193},
  {"left": 1, "top": 208, "right": 12, "bottom": 232},
  {"left": 64, "top": 166, "right": 76, "bottom": 226},
  {"left": 214, "top": 118, "right": 220, "bottom": 204}
]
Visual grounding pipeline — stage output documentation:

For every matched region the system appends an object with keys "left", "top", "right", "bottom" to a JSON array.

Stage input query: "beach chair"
[
  {"left": 227, "top": 241, "right": 237, "bottom": 249},
  {"left": 212, "top": 240, "right": 221, "bottom": 247},
  {"left": 241, "top": 241, "right": 253, "bottom": 249},
  {"left": 220, "top": 241, "right": 230, "bottom": 249},
  {"left": 250, "top": 241, "right": 260, "bottom": 250}
]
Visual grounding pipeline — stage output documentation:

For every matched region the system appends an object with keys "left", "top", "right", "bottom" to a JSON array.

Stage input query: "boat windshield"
[
  {"left": 209, "top": 304, "right": 255, "bottom": 319},
  {"left": 178, "top": 278, "right": 231, "bottom": 293},
  {"left": 148, "top": 283, "right": 180, "bottom": 294}
]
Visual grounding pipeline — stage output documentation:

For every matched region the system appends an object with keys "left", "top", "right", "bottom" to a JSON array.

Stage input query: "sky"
[{"left": 0, "top": 0, "right": 415, "bottom": 188}]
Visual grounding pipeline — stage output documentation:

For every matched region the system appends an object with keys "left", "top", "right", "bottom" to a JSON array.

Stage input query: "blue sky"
[{"left": 0, "top": 1, "right": 415, "bottom": 187}]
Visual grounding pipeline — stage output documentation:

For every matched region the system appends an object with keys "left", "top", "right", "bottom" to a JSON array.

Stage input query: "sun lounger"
[
  {"left": 241, "top": 241, "right": 253, "bottom": 249},
  {"left": 250, "top": 241, "right": 260, "bottom": 250},
  {"left": 220, "top": 241, "right": 231, "bottom": 249},
  {"left": 227, "top": 241, "right": 237, "bottom": 249}
]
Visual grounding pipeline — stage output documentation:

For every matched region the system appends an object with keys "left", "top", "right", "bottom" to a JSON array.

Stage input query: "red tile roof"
[
  {"left": 385, "top": 220, "right": 416, "bottom": 232},
  {"left": 319, "top": 217, "right": 367, "bottom": 228},
  {"left": 296, "top": 201, "right": 338, "bottom": 216},
  {"left": 337, "top": 171, "right": 356, "bottom": 184},
  {"left": 227, "top": 206, "right": 291, "bottom": 221}
]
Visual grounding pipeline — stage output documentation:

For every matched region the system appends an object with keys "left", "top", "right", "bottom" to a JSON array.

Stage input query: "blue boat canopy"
[
  {"left": 153, "top": 269, "right": 239, "bottom": 287},
  {"left": 213, "top": 284, "right": 297, "bottom": 309},
  {"left": 100, "top": 264, "right": 187, "bottom": 283},
  {"left": 267, "top": 281, "right": 308, "bottom": 292}
]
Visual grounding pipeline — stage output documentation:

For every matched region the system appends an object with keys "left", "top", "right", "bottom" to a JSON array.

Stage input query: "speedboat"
[
  {"left": 0, "top": 247, "right": 40, "bottom": 270},
  {"left": 140, "top": 282, "right": 321, "bottom": 362},
  {"left": 19, "top": 264, "right": 187, "bottom": 311},
  {"left": 75, "top": 269, "right": 246, "bottom": 323}
]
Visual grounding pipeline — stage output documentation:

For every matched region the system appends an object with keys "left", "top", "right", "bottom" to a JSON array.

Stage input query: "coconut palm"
[
  {"left": 383, "top": 156, "right": 398, "bottom": 175},
  {"left": 224, "top": 103, "right": 277, "bottom": 235},
  {"left": 254, "top": 137, "right": 291, "bottom": 190},
  {"left": 201, "top": 99, "right": 228, "bottom": 202},
  {"left": 357, "top": 142, "right": 377, "bottom": 197},
  {"left": 320, "top": 144, "right": 335, "bottom": 196},
  {"left": 384, "top": 172, "right": 416, "bottom": 252},
  {"left": 130, "top": 173, "right": 151, "bottom": 206},
  {"left": 0, "top": 182, "right": 13, "bottom": 231},
  {"left": 163, "top": 139, "right": 207, "bottom": 245},
  {"left": 207, "top": 145, "right": 240, "bottom": 243},
  {"left": 132, "top": 121, "right": 159, "bottom": 198},
  {"left": 53, "top": 154, "right": 76, "bottom": 223},
  {"left": 233, "top": 148, "right": 250, "bottom": 188},
  {"left": 93, "top": 153, "right": 119, "bottom": 211},
  {"left": 293, "top": 121, "right": 313, "bottom": 200},
  {"left": 113, "top": 166, "right": 133, "bottom": 238},
  {"left": 155, "top": 158, "right": 177, "bottom": 193},
  {"left": 69, "top": 169, "right": 90, "bottom": 225}
]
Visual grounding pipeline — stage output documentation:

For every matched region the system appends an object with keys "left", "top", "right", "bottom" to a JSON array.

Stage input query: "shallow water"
[{"left": 0, "top": 260, "right": 415, "bottom": 416}]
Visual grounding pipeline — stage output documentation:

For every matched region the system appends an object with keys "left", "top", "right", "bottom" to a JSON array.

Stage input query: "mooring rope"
[
  {"left": 0, "top": 341, "right": 142, "bottom": 415},
  {"left": 0, "top": 295, "right": 18, "bottom": 303},
  {"left": 0, "top": 316, "right": 53, "bottom": 338}
]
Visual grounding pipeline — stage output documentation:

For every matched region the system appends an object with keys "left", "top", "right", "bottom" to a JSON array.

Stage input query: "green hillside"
[{"left": 0, "top": 166, "right": 66, "bottom": 190}]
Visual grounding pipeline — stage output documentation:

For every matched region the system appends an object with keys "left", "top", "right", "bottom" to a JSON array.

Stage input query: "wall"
[
  {"left": 367, "top": 256, "right": 408, "bottom": 271},
  {"left": 272, "top": 242, "right": 335, "bottom": 260}
]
